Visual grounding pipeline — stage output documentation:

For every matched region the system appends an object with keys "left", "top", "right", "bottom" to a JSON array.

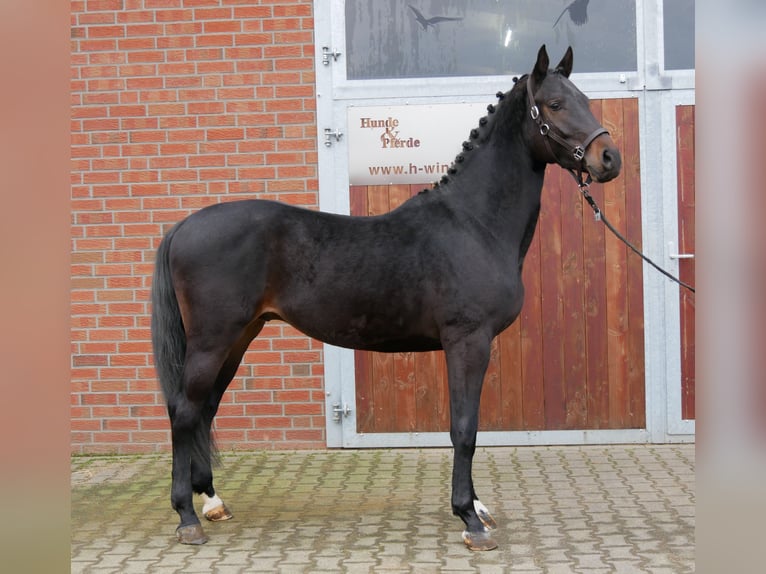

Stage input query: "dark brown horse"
[{"left": 151, "top": 45, "right": 621, "bottom": 550}]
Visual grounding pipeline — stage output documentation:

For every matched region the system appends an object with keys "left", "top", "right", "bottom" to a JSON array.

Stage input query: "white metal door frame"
[{"left": 661, "top": 89, "right": 696, "bottom": 436}]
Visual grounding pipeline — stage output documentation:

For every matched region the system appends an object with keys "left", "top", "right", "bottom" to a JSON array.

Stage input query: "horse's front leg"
[{"left": 444, "top": 331, "right": 498, "bottom": 551}]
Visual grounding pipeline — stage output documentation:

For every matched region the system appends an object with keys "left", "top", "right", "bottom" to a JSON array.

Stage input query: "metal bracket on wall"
[
  {"left": 323, "top": 128, "right": 343, "bottom": 147},
  {"left": 322, "top": 46, "right": 342, "bottom": 65},
  {"left": 332, "top": 402, "right": 351, "bottom": 422}
]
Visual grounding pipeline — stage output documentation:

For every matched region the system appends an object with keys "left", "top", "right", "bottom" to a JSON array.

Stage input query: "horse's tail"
[
  {"left": 151, "top": 222, "right": 186, "bottom": 402},
  {"left": 151, "top": 222, "right": 215, "bottom": 467}
]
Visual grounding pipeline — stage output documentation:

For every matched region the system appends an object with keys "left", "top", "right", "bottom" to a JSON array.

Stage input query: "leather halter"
[{"left": 525, "top": 73, "right": 608, "bottom": 169}]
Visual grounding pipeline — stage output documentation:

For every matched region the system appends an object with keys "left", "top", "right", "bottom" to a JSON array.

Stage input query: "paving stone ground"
[{"left": 71, "top": 445, "right": 694, "bottom": 573}]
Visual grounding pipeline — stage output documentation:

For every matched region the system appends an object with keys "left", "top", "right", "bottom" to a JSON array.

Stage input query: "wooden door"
[
  {"left": 675, "top": 105, "right": 695, "bottom": 420},
  {"left": 351, "top": 98, "right": 645, "bottom": 433}
]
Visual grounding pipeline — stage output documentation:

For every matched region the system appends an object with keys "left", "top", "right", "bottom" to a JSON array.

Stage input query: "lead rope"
[{"left": 568, "top": 169, "right": 696, "bottom": 293}]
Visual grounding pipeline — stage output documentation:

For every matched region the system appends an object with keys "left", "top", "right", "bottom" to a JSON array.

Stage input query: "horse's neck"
[{"left": 442, "top": 137, "right": 546, "bottom": 244}]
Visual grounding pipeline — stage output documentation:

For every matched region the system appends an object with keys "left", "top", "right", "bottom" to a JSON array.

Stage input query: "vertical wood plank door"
[
  {"left": 351, "top": 98, "right": 645, "bottom": 433},
  {"left": 676, "top": 105, "right": 695, "bottom": 420}
]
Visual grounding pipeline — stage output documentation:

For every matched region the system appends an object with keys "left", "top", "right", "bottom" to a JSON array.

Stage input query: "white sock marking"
[
  {"left": 201, "top": 493, "right": 224, "bottom": 514},
  {"left": 473, "top": 499, "right": 489, "bottom": 516}
]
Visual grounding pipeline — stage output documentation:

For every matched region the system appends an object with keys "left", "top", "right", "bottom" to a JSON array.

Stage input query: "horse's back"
[{"left": 165, "top": 199, "right": 434, "bottom": 344}]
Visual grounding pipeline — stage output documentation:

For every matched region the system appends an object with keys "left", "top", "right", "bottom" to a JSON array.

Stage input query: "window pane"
[
  {"left": 345, "top": 0, "right": 637, "bottom": 80},
  {"left": 663, "top": 0, "right": 694, "bottom": 70}
]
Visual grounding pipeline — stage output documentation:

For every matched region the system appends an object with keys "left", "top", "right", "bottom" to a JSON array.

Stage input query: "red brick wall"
[{"left": 70, "top": 0, "right": 324, "bottom": 454}]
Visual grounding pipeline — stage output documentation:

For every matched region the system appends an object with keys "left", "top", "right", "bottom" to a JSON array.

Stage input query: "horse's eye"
[{"left": 549, "top": 101, "right": 562, "bottom": 111}]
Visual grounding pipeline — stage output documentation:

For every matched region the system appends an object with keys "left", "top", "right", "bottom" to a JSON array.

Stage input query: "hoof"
[
  {"left": 474, "top": 501, "right": 498, "bottom": 531},
  {"left": 462, "top": 529, "right": 498, "bottom": 551},
  {"left": 176, "top": 523, "right": 208, "bottom": 545},
  {"left": 204, "top": 503, "right": 233, "bottom": 522}
]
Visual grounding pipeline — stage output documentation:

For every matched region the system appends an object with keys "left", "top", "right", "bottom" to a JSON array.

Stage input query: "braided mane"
[{"left": 422, "top": 75, "right": 529, "bottom": 193}]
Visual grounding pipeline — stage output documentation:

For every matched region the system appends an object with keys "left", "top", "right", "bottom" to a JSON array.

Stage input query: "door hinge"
[
  {"left": 323, "top": 128, "right": 343, "bottom": 147},
  {"left": 322, "top": 47, "right": 342, "bottom": 65},
  {"left": 332, "top": 402, "right": 351, "bottom": 423}
]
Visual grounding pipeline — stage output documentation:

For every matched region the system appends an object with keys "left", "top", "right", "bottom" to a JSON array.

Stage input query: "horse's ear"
[
  {"left": 532, "top": 44, "right": 549, "bottom": 88},
  {"left": 555, "top": 46, "right": 574, "bottom": 78}
]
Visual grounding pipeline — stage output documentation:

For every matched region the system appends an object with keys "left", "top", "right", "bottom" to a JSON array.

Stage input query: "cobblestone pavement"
[{"left": 71, "top": 445, "right": 694, "bottom": 573}]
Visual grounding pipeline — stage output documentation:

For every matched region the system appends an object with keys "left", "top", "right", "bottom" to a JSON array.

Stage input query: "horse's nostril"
[{"left": 602, "top": 148, "right": 613, "bottom": 168}]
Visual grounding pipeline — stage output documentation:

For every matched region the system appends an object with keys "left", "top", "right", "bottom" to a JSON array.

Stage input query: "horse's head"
[{"left": 524, "top": 45, "right": 621, "bottom": 183}]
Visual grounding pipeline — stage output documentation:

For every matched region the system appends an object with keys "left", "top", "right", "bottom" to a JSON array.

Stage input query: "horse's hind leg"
[
  {"left": 190, "top": 321, "right": 264, "bottom": 524},
  {"left": 444, "top": 331, "right": 498, "bottom": 551},
  {"left": 191, "top": 386, "right": 232, "bottom": 523},
  {"left": 168, "top": 345, "right": 233, "bottom": 544},
  {"left": 168, "top": 392, "right": 206, "bottom": 537}
]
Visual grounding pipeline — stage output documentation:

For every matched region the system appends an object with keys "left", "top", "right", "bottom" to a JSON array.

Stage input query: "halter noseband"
[{"left": 525, "top": 73, "right": 608, "bottom": 180}]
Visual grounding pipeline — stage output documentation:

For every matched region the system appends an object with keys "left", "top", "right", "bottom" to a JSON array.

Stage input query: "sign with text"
[{"left": 347, "top": 103, "right": 486, "bottom": 185}]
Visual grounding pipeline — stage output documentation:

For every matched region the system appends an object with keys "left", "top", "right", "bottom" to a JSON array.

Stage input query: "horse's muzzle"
[{"left": 585, "top": 136, "right": 622, "bottom": 183}]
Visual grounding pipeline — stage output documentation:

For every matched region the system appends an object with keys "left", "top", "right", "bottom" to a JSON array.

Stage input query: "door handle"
[{"left": 668, "top": 241, "right": 694, "bottom": 259}]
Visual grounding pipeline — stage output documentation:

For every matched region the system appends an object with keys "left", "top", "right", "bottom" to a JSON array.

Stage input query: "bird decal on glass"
[
  {"left": 408, "top": 5, "right": 463, "bottom": 30},
  {"left": 553, "top": 0, "right": 590, "bottom": 28}
]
